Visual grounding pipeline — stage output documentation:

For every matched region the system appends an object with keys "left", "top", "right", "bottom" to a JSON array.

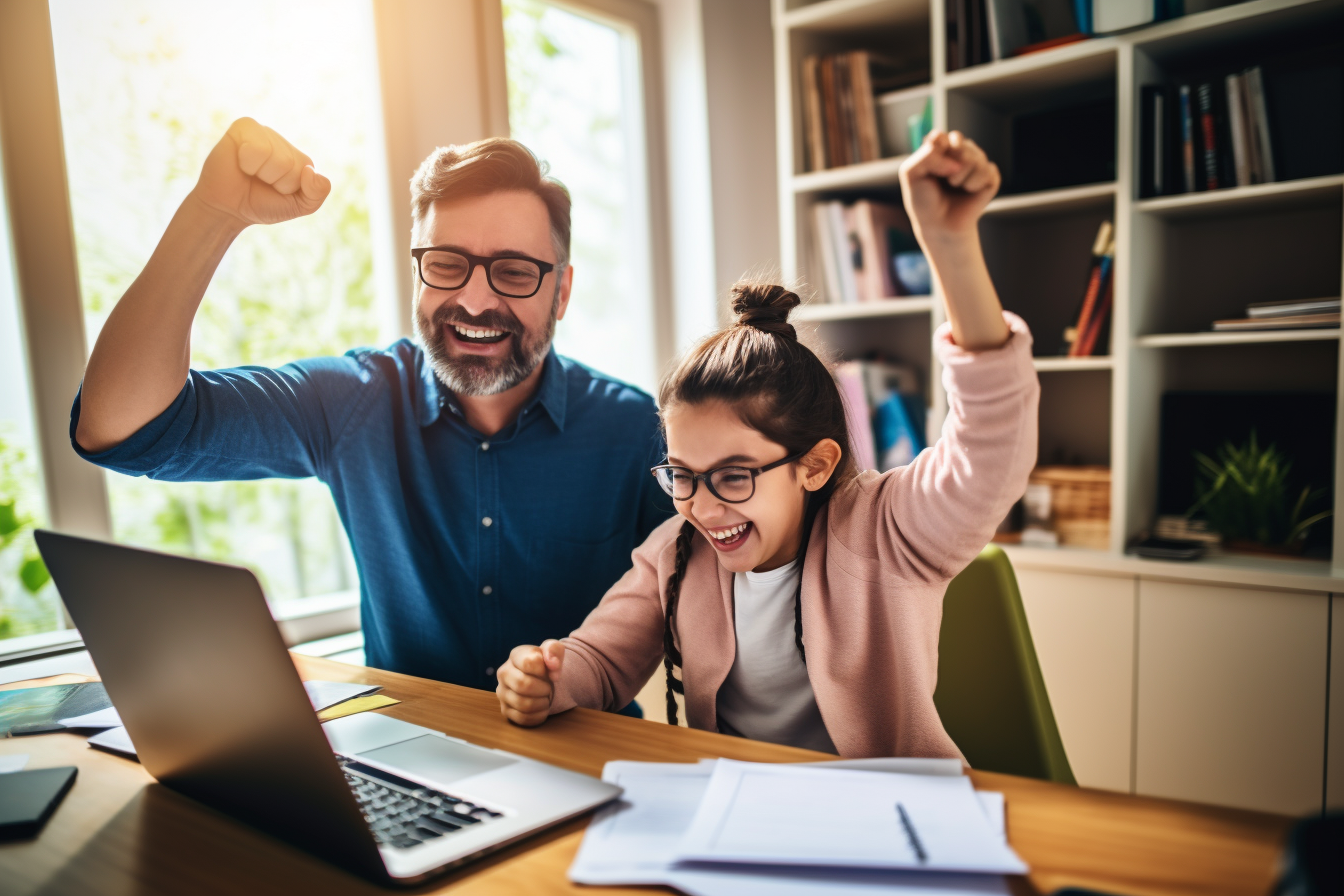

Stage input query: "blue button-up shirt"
[{"left": 71, "top": 341, "right": 673, "bottom": 689}]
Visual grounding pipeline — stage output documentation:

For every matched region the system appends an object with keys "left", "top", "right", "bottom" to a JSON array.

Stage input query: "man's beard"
[{"left": 414, "top": 290, "right": 559, "bottom": 397}]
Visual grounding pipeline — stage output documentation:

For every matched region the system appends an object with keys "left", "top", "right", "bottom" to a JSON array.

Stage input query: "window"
[
  {"left": 503, "top": 0, "right": 660, "bottom": 393},
  {"left": 48, "top": 0, "right": 387, "bottom": 604},
  {"left": 0, "top": 149, "right": 57, "bottom": 643}
]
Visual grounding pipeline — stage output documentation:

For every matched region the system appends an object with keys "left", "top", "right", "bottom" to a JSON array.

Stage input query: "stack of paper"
[{"left": 571, "top": 758, "right": 1024, "bottom": 896}]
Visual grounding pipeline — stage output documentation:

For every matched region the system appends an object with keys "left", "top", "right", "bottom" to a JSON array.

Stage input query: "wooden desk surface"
[{"left": 0, "top": 655, "right": 1290, "bottom": 896}]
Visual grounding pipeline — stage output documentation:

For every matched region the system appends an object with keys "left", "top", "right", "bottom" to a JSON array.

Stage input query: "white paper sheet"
[
  {"left": 58, "top": 706, "right": 123, "bottom": 729},
  {"left": 804, "top": 757, "right": 966, "bottom": 777},
  {"left": 571, "top": 762, "right": 715, "bottom": 884},
  {"left": 87, "top": 725, "right": 137, "bottom": 758},
  {"left": 303, "top": 680, "right": 380, "bottom": 712},
  {"left": 675, "top": 760, "right": 1026, "bottom": 874},
  {"left": 0, "top": 754, "right": 29, "bottom": 773},
  {"left": 571, "top": 760, "right": 1014, "bottom": 896}
]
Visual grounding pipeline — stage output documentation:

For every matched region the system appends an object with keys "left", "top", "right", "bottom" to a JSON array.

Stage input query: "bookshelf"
[
  {"left": 772, "top": 0, "right": 1344, "bottom": 572},
  {"left": 773, "top": 0, "right": 1344, "bottom": 814}
]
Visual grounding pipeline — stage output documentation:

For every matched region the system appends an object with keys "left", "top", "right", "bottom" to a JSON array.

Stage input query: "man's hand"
[
  {"left": 191, "top": 117, "right": 331, "bottom": 227},
  {"left": 899, "top": 130, "right": 1000, "bottom": 245},
  {"left": 496, "top": 640, "right": 565, "bottom": 727}
]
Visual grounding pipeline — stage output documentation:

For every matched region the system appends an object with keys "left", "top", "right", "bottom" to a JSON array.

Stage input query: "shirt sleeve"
[
  {"left": 550, "top": 516, "right": 682, "bottom": 715},
  {"left": 69, "top": 354, "right": 379, "bottom": 483},
  {"left": 865, "top": 311, "right": 1040, "bottom": 581}
]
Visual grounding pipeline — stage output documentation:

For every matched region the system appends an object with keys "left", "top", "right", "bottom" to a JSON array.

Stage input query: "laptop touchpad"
[{"left": 358, "top": 735, "right": 517, "bottom": 786}]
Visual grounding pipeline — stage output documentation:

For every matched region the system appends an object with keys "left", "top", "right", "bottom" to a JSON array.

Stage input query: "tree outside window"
[{"left": 49, "top": 0, "right": 388, "bottom": 604}]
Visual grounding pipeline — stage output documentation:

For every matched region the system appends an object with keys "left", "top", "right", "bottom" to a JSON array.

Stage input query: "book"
[
  {"left": 1246, "top": 298, "right": 1341, "bottom": 318},
  {"left": 1062, "top": 221, "right": 1113, "bottom": 356},
  {"left": 986, "top": 0, "right": 1083, "bottom": 61},
  {"left": 1092, "top": 0, "right": 1153, "bottom": 33},
  {"left": 812, "top": 203, "right": 843, "bottom": 304},
  {"left": 1179, "top": 85, "right": 1196, "bottom": 193},
  {"left": 1244, "top": 65, "right": 1276, "bottom": 183},
  {"left": 819, "top": 57, "right": 843, "bottom": 171},
  {"left": 835, "top": 362, "right": 878, "bottom": 472},
  {"left": 850, "top": 52, "right": 881, "bottom": 163},
  {"left": 1212, "top": 313, "right": 1340, "bottom": 331},
  {"left": 801, "top": 56, "right": 826, "bottom": 173},
  {"left": 851, "top": 200, "right": 913, "bottom": 300},
  {"left": 1196, "top": 82, "right": 1220, "bottom": 191},
  {"left": 801, "top": 52, "right": 925, "bottom": 170},
  {"left": 1139, "top": 85, "right": 1162, "bottom": 198},
  {"left": 835, "top": 56, "right": 857, "bottom": 166},
  {"left": 946, "top": 0, "right": 962, "bottom": 71},
  {"left": 1074, "top": 266, "right": 1113, "bottom": 356},
  {"left": 1225, "top": 72, "right": 1251, "bottom": 188}
]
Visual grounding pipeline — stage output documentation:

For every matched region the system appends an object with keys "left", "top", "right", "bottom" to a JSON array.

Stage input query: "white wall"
[{"left": 701, "top": 0, "right": 781, "bottom": 305}]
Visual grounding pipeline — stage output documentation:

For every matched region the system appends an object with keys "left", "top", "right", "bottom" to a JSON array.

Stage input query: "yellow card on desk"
[{"left": 317, "top": 694, "right": 401, "bottom": 722}]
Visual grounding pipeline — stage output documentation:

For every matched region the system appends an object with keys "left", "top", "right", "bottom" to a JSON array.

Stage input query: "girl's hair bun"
[{"left": 730, "top": 281, "right": 801, "bottom": 340}]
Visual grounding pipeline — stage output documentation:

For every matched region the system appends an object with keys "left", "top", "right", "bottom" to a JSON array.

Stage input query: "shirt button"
[
  {"left": 480, "top": 441, "right": 490, "bottom": 451},
  {"left": 486, "top": 666, "right": 496, "bottom": 678},
  {"left": 482, "top": 516, "right": 493, "bottom": 527},
  {"left": 482, "top": 585, "right": 493, "bottom": 595}
]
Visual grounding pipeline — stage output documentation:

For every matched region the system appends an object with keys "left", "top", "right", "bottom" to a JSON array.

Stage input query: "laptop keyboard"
[{"left": 341, "top": 759, "right": 503, "bottom": 850}]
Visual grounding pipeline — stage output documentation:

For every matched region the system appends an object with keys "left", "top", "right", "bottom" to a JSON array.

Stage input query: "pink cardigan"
[{"left": 550, "top": 313, "right": 1040, "bottom": 759}]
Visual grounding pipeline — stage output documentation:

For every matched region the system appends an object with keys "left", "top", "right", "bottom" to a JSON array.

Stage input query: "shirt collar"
[{"left": 416, "top": 347, "right": 567, "bottom": 432}]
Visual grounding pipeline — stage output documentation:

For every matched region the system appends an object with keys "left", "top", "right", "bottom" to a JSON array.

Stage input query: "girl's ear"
[{"left": 799, "top": 438, "right": 843, "bottom": 492}]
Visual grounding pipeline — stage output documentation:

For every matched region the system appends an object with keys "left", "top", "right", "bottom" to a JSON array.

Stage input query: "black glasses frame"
[
  {"left": 411, "top": 246, "right": 557, "bottom": 299},
  {"left": 650, "top": 451, "right": 808, "bottom": 504}
]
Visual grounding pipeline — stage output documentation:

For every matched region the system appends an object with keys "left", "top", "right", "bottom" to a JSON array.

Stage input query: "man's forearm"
[
  {"left": 76, "top": 193, "right": 247, "bottom": 452},
  {"left": 923, "top": 230, "right": 1010, "bottom": 351}
]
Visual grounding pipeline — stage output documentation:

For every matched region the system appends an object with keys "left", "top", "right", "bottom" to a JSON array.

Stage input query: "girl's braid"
[{"left": 662, "top": 520, "right": 696, "bottom": 726}]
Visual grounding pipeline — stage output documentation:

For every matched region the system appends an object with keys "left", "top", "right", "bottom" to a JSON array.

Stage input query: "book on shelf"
[
  {"left": 948, "top": 0, "right": 1185, "bottom": 70},
  {"left": 1246, "top": 298, "right": 1341, "bottom": 318},
  {"left": 800, "top": 51, "right": 925, "bottom": 172},
  {"left": 946, "top": 0, "right": 991, "bottom": 71},
  {"left": 811, "top": 199, "right": 928, "bottom": 303},
  {"left": 1138, "top": 44, "right": 1343, "bottom": 198},
  {"left": 1092, "top": 0, "right": 1183, "bottom": 35},
  {"left": 985, "top": 0, "right": 1086, "bottom": 62},
  {"left": 1208, "top": 297, "right": 1341, "bottom": 331},
  {"left": 835, "top": 359, "right": 927, "bottom": 473},
  {"left": 1060, "top": 220, "right": 1114, "bottom": 357},
  {"left": 1212, "top": 313, "right": 1340, "bottom": 331}
]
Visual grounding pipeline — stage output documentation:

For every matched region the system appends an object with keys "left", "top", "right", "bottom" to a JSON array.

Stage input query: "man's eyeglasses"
[
  {"left": 651, "top": 452, "right": 806, "bottom": 504},
  {"left": 411, "top": 247, "right": 557, "bottom": 299}
]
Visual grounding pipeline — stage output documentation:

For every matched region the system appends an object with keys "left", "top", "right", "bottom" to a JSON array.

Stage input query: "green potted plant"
[{"left": 1187, "top": 432, "right": 1332, "bottom": 556}]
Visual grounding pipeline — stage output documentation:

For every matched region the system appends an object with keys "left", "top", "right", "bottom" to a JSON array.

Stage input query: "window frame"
[
  {"left": 506, "top": 0, "right": 677, "bottom": 376},
  {"left": 0, "top": 0, "right": 678, "bottom": 664}
]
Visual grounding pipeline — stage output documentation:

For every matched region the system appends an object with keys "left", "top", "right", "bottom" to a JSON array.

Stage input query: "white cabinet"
[
  {"left": 1135, "top": 580, "right": 1328, "bottom": 816},
  {"left": 1016, "top": 569, "right": 1136, "bottom": 793},
  {"left": 1329, "top": 595, "right": 1344, "bottom": 809}
]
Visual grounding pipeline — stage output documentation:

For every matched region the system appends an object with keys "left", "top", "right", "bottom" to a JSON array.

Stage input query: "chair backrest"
[{"left": 933, "top": 544, "right": 1076, "bottom": 784}]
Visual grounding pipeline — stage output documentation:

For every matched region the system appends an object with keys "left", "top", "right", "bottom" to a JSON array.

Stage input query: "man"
[{"left": 73, "top": 118, "right": 672, "bottom": 694}]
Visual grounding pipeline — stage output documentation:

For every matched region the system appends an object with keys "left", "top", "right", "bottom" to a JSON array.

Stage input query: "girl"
[{"left": 495, "top": 131, "right": 1039, "bottom": 759}]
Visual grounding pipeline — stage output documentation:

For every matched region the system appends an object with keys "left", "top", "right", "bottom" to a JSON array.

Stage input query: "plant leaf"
[{"left": 19, "top": 553, "right": 51, "bottom": 594}]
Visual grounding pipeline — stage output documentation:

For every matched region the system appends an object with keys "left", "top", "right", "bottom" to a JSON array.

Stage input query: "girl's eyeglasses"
[{"left": 650, "top": 452, "right": 806, "bottom": 504}]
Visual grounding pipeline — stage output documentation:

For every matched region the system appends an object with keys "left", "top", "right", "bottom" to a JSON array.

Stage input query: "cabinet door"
[
  {"left": 1016, "top": 569, "right": 1136, "bottom": 793},
  {"left": 1136, "top": 580, "right": 1327, "bottom": 815},
  {"left": 1329, "top": 595, "right": 1344, "bottom": 809}
]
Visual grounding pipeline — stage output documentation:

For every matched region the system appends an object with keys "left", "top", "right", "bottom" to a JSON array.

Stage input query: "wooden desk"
[{"left": 1, "top": 655, "right": 1290, "bottom": 896}]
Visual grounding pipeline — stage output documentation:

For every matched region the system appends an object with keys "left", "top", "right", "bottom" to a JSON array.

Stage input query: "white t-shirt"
[{"left": 715, "top": 559, "right": 837, "bottom": 754}]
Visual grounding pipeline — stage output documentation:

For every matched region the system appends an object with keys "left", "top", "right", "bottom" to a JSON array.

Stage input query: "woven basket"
[{"left": 1028, "top": 466, "right": 1111, "bottom": 549}]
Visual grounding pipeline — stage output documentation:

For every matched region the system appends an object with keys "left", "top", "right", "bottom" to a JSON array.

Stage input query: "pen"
[{"left": 896, "top": 802, "right": 927, "bottom": 863}]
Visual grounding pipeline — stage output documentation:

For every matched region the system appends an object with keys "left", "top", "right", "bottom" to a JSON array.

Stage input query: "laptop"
[{"left": 34, "top": 529, "right": 621, "bottom": 886}]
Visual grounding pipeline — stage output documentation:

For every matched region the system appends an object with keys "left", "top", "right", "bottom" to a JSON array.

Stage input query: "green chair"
[{"left": 933, "top": 544, "right": 1076, "bottom": 785}]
